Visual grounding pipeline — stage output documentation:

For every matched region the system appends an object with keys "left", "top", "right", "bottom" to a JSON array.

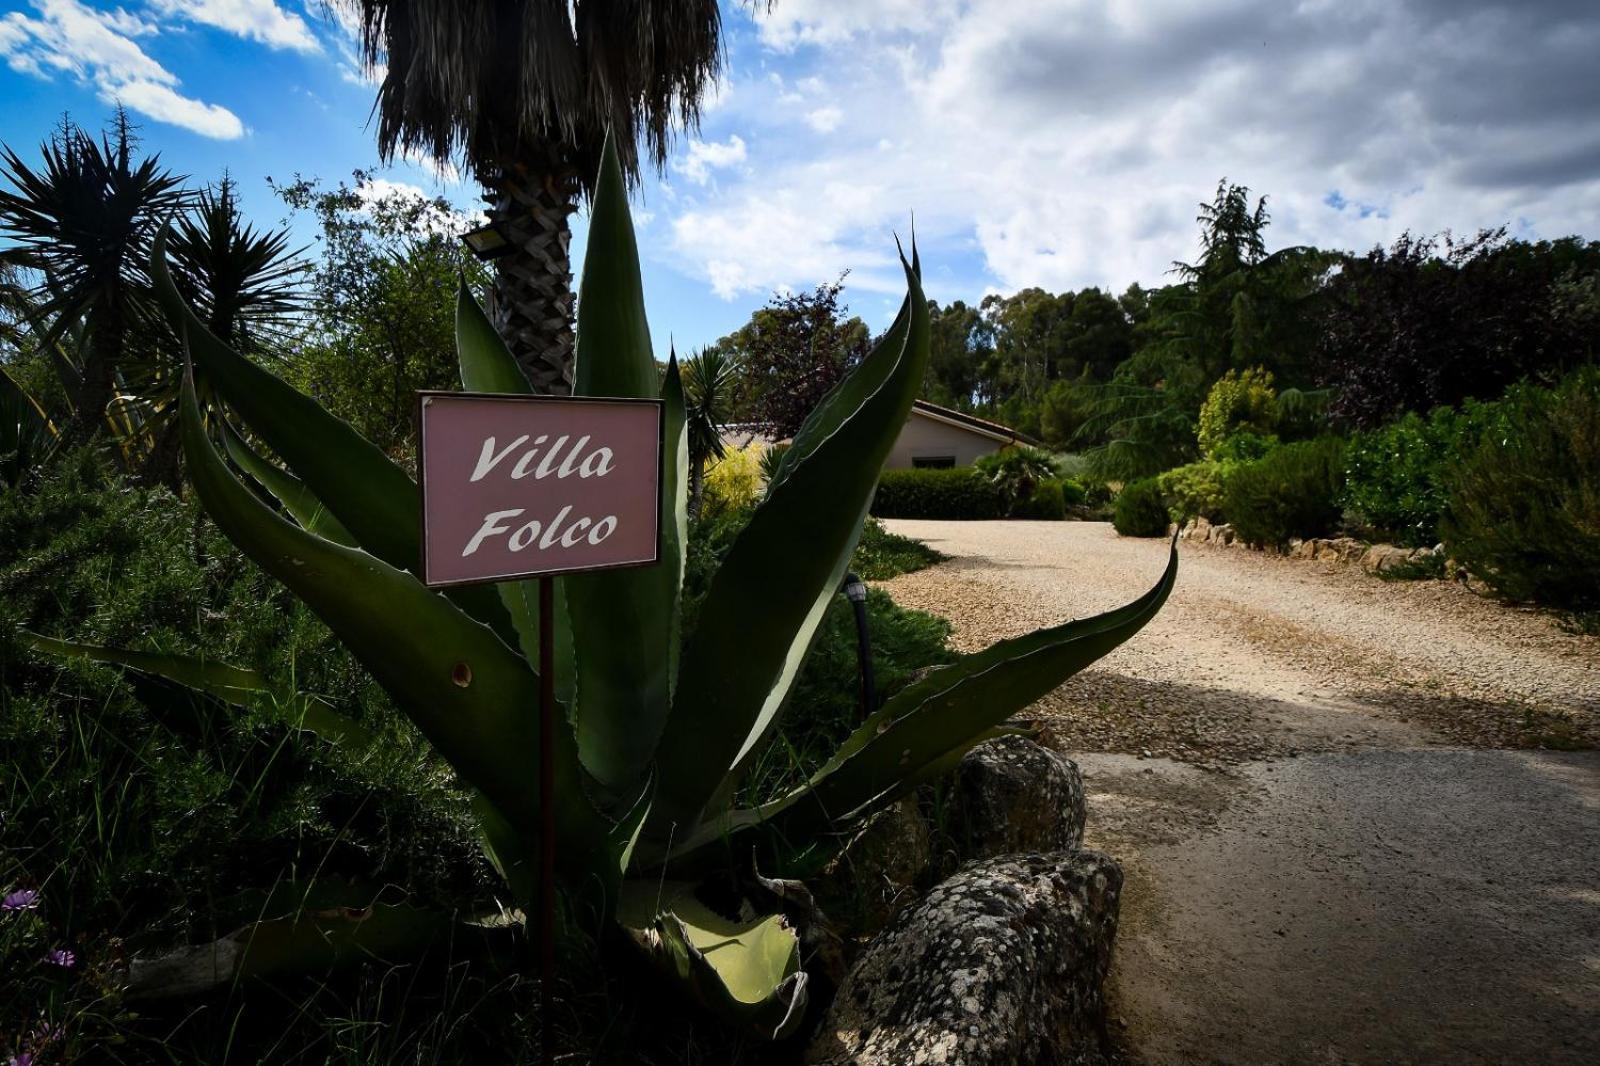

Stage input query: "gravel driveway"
[{"left": 880, "top": 520, "right": 1600, "bottom": 1064}]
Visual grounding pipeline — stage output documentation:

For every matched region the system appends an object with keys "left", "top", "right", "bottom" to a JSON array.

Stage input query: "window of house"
[{"left": 912, "top": 456, "right": 956, "bottom": 469}]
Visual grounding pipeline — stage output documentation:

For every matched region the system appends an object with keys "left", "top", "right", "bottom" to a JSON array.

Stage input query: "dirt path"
[{"left": 880, "top": 520, "right": 1600, "bottom": 1064}]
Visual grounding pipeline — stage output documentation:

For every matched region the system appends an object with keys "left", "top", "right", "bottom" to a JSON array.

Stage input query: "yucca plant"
[{"left": 29, "top": 136, "right": 1175, "bottom": 1039}]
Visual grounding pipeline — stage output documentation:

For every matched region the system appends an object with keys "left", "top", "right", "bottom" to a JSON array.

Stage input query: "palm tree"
[
  {"left": 166, "top": 176, "right": 304, "bottom": 350},
  {"left": 682, "top": 344, "right": 735, "bottom": 516},
  {"left": 342, "top": 0, "right": 724, "bottom": 393},
  {"left": 0, "top": 114, "right": 187, "bottom": 443},
  {"left": 131, "top": 177, "right": 306, "bottom": 485}
]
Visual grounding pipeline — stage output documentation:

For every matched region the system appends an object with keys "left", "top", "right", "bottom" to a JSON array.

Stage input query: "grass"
[{"left": 850, "top": 517, "right": 946, "bottom": 580}]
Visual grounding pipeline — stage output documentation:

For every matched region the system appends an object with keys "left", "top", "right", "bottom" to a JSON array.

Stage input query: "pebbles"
[{"left": 880, "top": 520, "right": 1599, "bottom": 760}]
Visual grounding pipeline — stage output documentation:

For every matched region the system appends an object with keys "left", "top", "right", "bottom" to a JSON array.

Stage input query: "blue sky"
[{"left": 3, "top": 1, "right": 1599, "bottom": 359}]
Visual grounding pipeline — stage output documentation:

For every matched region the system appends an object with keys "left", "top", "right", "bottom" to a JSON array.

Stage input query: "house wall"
[{"left": 884, "top": 411, "right": 1008, "bottom": 469}]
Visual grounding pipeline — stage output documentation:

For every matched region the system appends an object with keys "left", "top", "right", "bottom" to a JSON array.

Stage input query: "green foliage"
[
  {"left": 1037, "top": 374, "right": 1100, "bottom": 447},
  {"left": 1058, "top": 477, "right": 1088, "bottom": 506},
  {"left": 0, "top": 457, "right": 489, "bottom": 1051},
  {"left": 274, "top": 173, "right": 486, "bottom": 455},
  {"left": 1198, "top": 366, "right": 1277, "bottom": 458},
  {"left": 715, "top": 277, "right": 871, "bottom": 437},
  {"left": 1224, "top": 437, "right": 1347, "bottom": 547},
  {"left": 850, "top": 516, "right": 946, "bottom": 579},
  {"left": 872, "top": 467, "right": 1006, "bottom": 520},
  {"left": 1441, "top": 368, "right": 1600, "bottom": 609},
  {"left": 757, "top": 440, "right": 790, "bottom": 483},
  {"left": 1112, "top": 478, "right": 1170, "bottom": 537},
  {"left": 1210, "top": 429, "right": 1279, "bottom": 462},
  {"left": 974, "top": 444, "right": 1056, "bottom": 513},
  {"left": 701, "top": 442, "right": 765, "bottom": 518},
  {"left": 1157, "top": 460, "right": 1229, "bottom": 523},
  {"left": 1342, "top": 406, "right": 1488, "bottom": 546},
  {"left": 1010, "top": 479, "right": 1067, "bottom": 519}
]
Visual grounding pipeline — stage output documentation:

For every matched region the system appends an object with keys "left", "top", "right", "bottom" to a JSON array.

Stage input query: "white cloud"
[
  {"left": 660, "top": 0, "right": 1600, "bottom": 304},
  {"left": 805, "top": 106, "right": 843, "bottom": 133},
  {"left": 148, "top": 0, "right": 318, "bottom": 53},
  {"left": 756, "top": 0, "right": 961, "bottom": 51},
  {"left": 0, "top": 0, "right": 243, "bottom": 138},
  {"left": 672, "top": 134, "right": 748, "bottom": 185}
]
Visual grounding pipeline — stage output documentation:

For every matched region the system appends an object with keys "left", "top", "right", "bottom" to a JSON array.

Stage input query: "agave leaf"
[
  {"left": 150, "top": 233, "right": 513, "bottom": 640},
  {"left": 454, "top": 283, "right": 575, "bottom": 702},
  {"left": 652, "top": 252, "right": 930, "bottom": 834},
  {"left": 762, "top": 542, "right": 1178, "bottom": 844},
  {"left": 20, "top": 630, "right": 265, "bottom": 703},
  {"left": 126, "top": 900, "right": 514, "bottom": 1000},
  {"left": 660, "top": 354, "right": 689, "bottom": 693},
  {"left": 1, "top": 365, "right": 57, "bottom": 482},
  {"left": 619, "top": 881, "right": 808, "bottom": 1040},
  {"left": 563, "top": 134, "right": 683, "bottom": 797},
  {"left": 220, "top": 420, "right": 357, "bottom": 547},
  {"left": 18, "top": 630, "right": 381, "bottom": 754},
  {"left": 177, "top": 357, "right": 600, "bottom": 848}
]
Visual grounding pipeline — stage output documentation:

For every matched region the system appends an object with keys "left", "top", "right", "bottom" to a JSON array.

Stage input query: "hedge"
[{"left": 872, "top": 467, "right": 1006, "bottom": 519}]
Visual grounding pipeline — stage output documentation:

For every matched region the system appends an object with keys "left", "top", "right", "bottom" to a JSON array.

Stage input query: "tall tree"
[
  {"left": 924, "top": 298, "right": 991, "bottom": 408},
  {"left": 0, "top": 115, "right": 185, "bottom": 442},
  {"left": 719, "top": 278, "right": 870, "bottom": 438},
  {"left": 1316, "top": 230, "right": 1600, "bottom": 426},
  {"left": 344, "top": 0, "right": 724, "bottom": 393},
  {"left": 276, "top": 173, "right": 488, "bottom": 453}
]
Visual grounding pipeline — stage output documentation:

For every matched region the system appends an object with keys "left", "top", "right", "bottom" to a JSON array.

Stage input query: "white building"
[{"left": 722, "top": 399, "right": 1039, "bottom": 469}]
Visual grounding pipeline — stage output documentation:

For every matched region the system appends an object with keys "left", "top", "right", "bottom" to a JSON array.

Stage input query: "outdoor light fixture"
[
  {"left": 844, "top": 572, "right": 877, "bottom": 718},
  {"left": 461, "top": 221, "right": 513, "bottom": 260}
]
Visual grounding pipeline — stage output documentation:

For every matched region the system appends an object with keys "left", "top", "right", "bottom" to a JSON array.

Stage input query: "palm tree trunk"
[
  {"left": 69, "top": 304, "right": 120, "bottom": 445},
  {"left": 484, "top": 163, "right": 579, "bottom": 395}
]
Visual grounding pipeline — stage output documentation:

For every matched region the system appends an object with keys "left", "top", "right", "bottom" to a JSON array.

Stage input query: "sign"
[{"left": 418, "top": 392, "right": 663, "bottom": 587}]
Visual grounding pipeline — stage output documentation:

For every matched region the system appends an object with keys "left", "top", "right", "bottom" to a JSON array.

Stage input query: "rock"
[
  {"left": 1360, "top": 543, "right": 1412, "bottom": 574},
  {"left": 1289, "top": 538, "right": 1320, "bottom": 560},
  {"left": 951, "top": 736, "right": 1085, "bottom": 861},
  {"left": 1190, "top": 516, "right": 1213, "bottom": 541},
  {"left": 814, "top": 798, "right": 932, "bottom": 933},
  {"left": 806, "top": 852, "right": 1123, "bottom": 1066},
  {"left": 1212, "top": 523, "right": 1235, "bottom": 546}
]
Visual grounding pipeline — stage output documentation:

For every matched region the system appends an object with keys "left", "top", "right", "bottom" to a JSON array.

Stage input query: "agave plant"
[{"left": 30, "top": 135, "right": 1175, "bottom": 1038}]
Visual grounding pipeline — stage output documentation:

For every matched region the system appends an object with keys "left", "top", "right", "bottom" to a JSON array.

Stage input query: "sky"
[{"left": 2, "top": 0, "right": 1598, "bottom": 358}]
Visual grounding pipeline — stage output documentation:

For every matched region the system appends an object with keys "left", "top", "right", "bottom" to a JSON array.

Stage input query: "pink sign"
[{"left": 418, "top": 392, "right": 663, "bottom": 586}]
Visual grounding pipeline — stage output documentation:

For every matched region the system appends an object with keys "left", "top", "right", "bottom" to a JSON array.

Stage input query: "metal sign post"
[{"left": 417, "top": 391, "right": 665, "bottom": 1066}]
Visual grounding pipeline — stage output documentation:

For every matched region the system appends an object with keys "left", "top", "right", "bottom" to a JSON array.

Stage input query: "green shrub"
[
  {"left": 1442, "top": 368, "right": 1600, "bottom": 609},
  {"left": 1011, "top": 478, "right": 1067, "bottom": 520},
  {"left": 1211, "top": 430, "right": 1279, "bottom": 463},
  {"left": 1342, "top": 406, "right": 1488, "bottom": 547},
  {"left": 1113, "top": 478, "right": 1170, "bottom": 537},
  {"left": 1058, "top": 477, "right": 1087, "bottom": 506},
  {"left": 1, "top": 457, "right": 487, "bottom": 1053},
  {"left": 701, "top": 441, "right": 764, "bottom": 517},
  {"left": 873, "top": 466, "right": 1005, "bottom": 519},
  {"left": 1198, "top": 366, "right": 1277, "bottom": 458},
  {"left": 851, "top": 516, "right": 946, "bottom": 579},
  {"left": 1225, "top": 437, "right": 1347, "bottom": 547},
  {"left": 1157, "top": 461, "right": 1229, "bottom": 523},
  {"left": 974, "top": 445, "right": 1056, "bottom": 512}
]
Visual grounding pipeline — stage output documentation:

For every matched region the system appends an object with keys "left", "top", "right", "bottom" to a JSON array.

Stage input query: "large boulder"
[
  {"left": 951, "top": 736, "right": 1086, "bottom": 862},
  {"left": 806, "top": 851, "right": 1123, "bottom": 1066},
  {"left": 814, "top": 797, "right": 932, "bottom": 934},
  {"left": 1360, "top": 543, "right": 1412, "bottom": 574}
]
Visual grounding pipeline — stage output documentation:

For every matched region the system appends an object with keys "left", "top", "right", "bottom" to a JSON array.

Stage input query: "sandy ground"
[{"left": 880, "top": 520, "right": 1600, "bottom": 1064}]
